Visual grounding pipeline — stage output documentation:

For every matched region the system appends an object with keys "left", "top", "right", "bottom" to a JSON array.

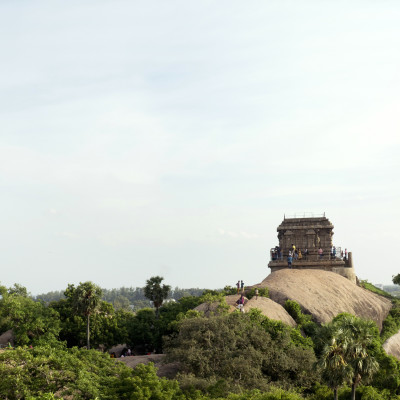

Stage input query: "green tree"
[
  {"left": 0, "top": 345, "right": 183, "bottom": 400},
  {"left": 144, "top": 276, "right": 171, "bottom": 318},
  {"left": 316, "top": 326, "right": 353, "bottom": 400},
  {"left": 0, "top": 287, "right": 60, "bottom": 346},
  {"left": 338, "top": 315, "right": 380, "bottom": 400},
  {"left": 69, "top": 281, "right": 102, "bottom": 349},
  {"left": 165, "top": 312, "right": 317, "bottom": 393},
  {"left": 8, "top": 283, "right": 28, "bottom": 297},
  {"left": 50, "top": 296, "right": 129, "bottom": 350},
  {"left": 393, "top": 274, "right": 400, "bottom": 286},
  {"left": 317, "top": 314, "right": 380, "bottom": 400},
  {"left": 113, "top": 295, "right": 131, "bottom": 311},
  {"left": 126, "top": 308, "right": 158, "bottom": 353}
]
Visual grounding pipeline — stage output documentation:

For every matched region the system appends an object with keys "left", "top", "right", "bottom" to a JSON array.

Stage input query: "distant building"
[{"left": 268, "top": 213, "right": 356, "bottom": 283}]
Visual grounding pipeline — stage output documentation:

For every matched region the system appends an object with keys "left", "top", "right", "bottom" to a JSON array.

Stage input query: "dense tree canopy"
[
  {"left": 0, "top": 345, "right": 184, "bottom": 400},
  {"left": 0, "top": 284, "right": 60, "bottom": 347},
  {"left": 2, "top": 278, "right": 400, "bottom": 400},
  {"left": 165, "top": 310, "right": 318, "bottom": 393}
]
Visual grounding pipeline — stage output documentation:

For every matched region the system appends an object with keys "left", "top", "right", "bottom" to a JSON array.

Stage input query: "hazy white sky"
[{"left": 1, "top": 1, "right": 399, "bottom": 294}]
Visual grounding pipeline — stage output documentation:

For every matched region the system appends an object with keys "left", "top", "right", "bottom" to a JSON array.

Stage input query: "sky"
[{"left": 1, "top": 1, "right": 399, "bottom": 294}]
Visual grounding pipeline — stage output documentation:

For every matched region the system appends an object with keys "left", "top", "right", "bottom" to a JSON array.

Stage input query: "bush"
[
  {"left": 226, "top": 388, "right": 304, "bottom": 400},
  {"left": 222, "top": 286, "right": 238, "bottom": 296},
  {"left": 246, "top": 287, "right": 269, "bottom": 299},
  {"left": 284, "top": 300, "right": 312, "bottom": 326},
  {"left": 381, "top": 300, "right": 400, "bottom": 343}
]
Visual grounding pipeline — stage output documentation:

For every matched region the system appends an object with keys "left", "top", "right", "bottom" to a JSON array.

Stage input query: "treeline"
[
  {"left": 382, "top": 285, "right": 400, "bottom": 297},
  {"left": 33, "top": 286, "right": 207, "bottom": 310},
  {"left": 2, "top": 278, "right": 400, "bottom": 399}
]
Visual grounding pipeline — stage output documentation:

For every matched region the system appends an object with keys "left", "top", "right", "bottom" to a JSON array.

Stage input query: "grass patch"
[{"left": 359, "top": 280, "right": 393, "bottom": 299}]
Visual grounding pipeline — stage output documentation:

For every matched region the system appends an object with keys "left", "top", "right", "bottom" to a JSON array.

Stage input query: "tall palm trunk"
[
  {"left": 351, "top": 383, "right": 356, "bottom": 400},
  {"left": 87, "top": 314, "right": 90, "bottom": 350}
]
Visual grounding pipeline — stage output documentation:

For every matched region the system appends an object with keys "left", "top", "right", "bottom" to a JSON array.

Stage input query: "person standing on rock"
[
  {"left": 240, "top": 280, "right": 244, "bottom": 293},
  {"left": 236, "top": 294, "right": 245, "bottom": 312},
  {"left": 287, "top": 251, "right": 293, "bottom": 269},
  {"left": 318, "top": 247, "right": 323, "bottom": 260},
  {"left": 255, "top": 288, "right": 259, "bottom": 299},
  {"left": 236, "top": 280, "right": 240, "bottom": 294}
]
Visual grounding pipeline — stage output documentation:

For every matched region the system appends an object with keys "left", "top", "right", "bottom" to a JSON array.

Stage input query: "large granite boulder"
[
  {"left": 383, "top": 330, "right": 400, "bottom": 359},
  {"left": 255, "top": 269, "right": 392, "bottom": 330}
]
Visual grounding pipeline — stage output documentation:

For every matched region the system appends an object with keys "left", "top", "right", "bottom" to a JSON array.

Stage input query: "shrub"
[
  {"left": 381, "top": 300, "right": 400, "bottom": 343},
  {"left": 246, "top": 287, "right": 269, "bottom": 299},
  {"left": 359, "top": 280, "right": 393, "bottom": 299},
  {"left": 284, "top": 300, "right": 311, "bottom": 326}
]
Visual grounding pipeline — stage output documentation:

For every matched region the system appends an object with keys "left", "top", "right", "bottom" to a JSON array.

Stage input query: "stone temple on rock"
[{"left": 268, "top": 213, "right": 356, "bottom": 283}]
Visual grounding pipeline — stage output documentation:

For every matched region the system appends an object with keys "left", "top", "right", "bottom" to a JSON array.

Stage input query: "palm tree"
[
  {"left": 337, "top": 315, "right": 380, "bottom": 400},
  {"left": 71, "top": 281, "right": 102, "bottom": 349},
  {"left": 144, "top": 276, "right": 171, "bottom": 318},
  {"left": 317, "top": 327, "right": 353, "bottom": 400},
  {"left": 318, "top": 314, "right": 380, "bottom": 400}
]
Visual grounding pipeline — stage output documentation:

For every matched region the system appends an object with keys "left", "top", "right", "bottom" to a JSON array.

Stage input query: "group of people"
[
  {"left": 235, "top": 280, "right": 257, "bottom": 313},
  {"left": 236, "top": 280, "right": 245, "bottom": 294},
  {"left": 286, "top": 244, "right": 308, "bottom": 267},
  {"left": 287, "top": 245, "right": 349, "bottom": 267},
  {"left": 272, "top": 245, "right": 310, "bottom": 261},
  {"left": 319, "top": 246, "right": 348, "bottom": 260}
]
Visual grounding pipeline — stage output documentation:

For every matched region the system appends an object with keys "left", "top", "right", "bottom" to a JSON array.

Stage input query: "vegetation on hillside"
[
  {"left": 2, "top": 275, "right": 400, "bottom": 400},
  {"left": 359, "top": 280, "right": 393, "bottom": 299}
]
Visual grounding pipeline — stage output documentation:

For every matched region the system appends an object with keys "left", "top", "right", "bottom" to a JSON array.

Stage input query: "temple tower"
[{"left": 268, "top": 214, "right": 356, "bottom": 283}]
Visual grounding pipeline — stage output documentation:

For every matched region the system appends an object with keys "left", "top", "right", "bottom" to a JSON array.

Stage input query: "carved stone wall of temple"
[
  {"left": 277, "top": 216, "right": 334, "bottom": 256},
  {"left": 269, "top": 215, "right": 356, "bottom": 283}
]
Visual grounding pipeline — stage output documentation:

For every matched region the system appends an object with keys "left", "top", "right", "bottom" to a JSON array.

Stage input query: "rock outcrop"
[
  {"left": 383, "top": 330, "right": 400, "bottom": 359},
  {"left": 254, "top": 269, "right": 392, "bottom": 330},
  {"left": 243, "top": 297, "right": 296, "bottom": 327},
  {"left": 0, "top": 330, "right": 13, "bottom": 347},
  {"left": 195, "top": 294, "right": 296, "bottom": 327}
]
